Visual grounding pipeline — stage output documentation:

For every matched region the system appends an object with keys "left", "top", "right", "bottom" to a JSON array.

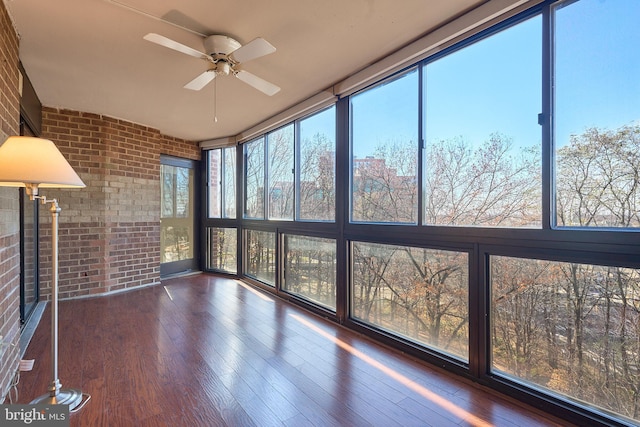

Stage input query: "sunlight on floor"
[
  {"left": 291, "top": 313, "right": 493, "bottom": 427},
  {"left": 236, "top": 280, "right": 275, "bottom": 302},
  {"left": 162, "top": 286, "right": 174, "bottom": 300}
]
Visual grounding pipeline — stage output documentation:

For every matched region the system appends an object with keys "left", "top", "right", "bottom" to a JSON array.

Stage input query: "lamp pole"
[{"left": 29, "top": 191, "right": 83, "bottom": 409}]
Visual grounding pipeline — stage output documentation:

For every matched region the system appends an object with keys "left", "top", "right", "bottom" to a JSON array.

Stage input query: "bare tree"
[
  {"left": 352, "top": 243, "right": 396, "bottom": 322},
  {"left": 425, "top": 133, "right": 540, "bottom": 227},
  {"left": 268, "top": 127, "right": 294, "bottom": 219},
  {"left": 352, "top": 242, "right": 468, "bottom": 358},
  {"left": 300, "top": 132, "right": 335, "bottom": 220},
  {"left": 244, "top": 139, "right": 265, "bottom": 218},
  {"left": 352, "top": 138, "right": 418, "bottom": 223},
  {"left": 557, "top": 125, "right": 640, "bottom": 227}
]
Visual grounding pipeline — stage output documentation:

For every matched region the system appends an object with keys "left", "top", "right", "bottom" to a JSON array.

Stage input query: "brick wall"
[
  {"left": 0, "top": 0, "right": 200, "bottom": 398},
  {"left": 40, "top": 108, "right": 200, "bottom": 299},
  {"left": 0, "top": 0, "right": 21, "bottom": 402}
]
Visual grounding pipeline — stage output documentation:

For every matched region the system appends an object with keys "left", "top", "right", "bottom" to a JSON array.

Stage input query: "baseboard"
[{"left": 19, "top": 301, "right": 46, "bottom": 359}]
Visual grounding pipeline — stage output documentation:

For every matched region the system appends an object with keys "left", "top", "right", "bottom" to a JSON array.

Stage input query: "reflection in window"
[
  {"left": 283, "top": 235, "right": 336, "bottom": 309},
  {"left": 424, "top": 15, "right": 541, "bottom": 227},
  {"left": 268, "top": 125, "right": 294, "bottom": 219},
  {"left": 244, "top": 138, "right": 265, "bottom": 219},
  {"left": 245, "top": 229, "right": 275, "bottom": 286},
  {"left": 299, "top": 107, "right": 336, "bottom": 221},
  {"left": 554, "top": 0, "right": 640, "bottom": 228},
  {"left": 492, "top": 256, "right": 640, "bottom": 423},
  {"left": 175, "top": 167, "right": 190, "bottom": 218},
  {"left": 223, "top": 147, "right": 236, "bottom": 218},
  {"left": 161, "top": 165, "right": 175, "bottom": 218},
  {"left": 208, "top": 149, "right": 221, "bottom": 218},
  {"left": 351, "top": 70, "right": 419, "bottom": 223},
  {"left": 208, "top": 147, "right": 236, "bottom": 219},
  {"left": 352, "top": 242, "right": 468, "bottom": 361},
  {"left": 206, "top": 227, "right": 237, "bottom": 274}
]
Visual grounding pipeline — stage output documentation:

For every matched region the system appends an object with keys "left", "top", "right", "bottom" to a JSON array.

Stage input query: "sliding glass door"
[{"left": 160, "top": 156, "right": 199, "bottom": 277}]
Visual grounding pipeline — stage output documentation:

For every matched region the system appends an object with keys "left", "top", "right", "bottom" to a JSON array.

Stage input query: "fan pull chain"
[{"left": 213, "top": 78, "right": 218, "bottom": 123}]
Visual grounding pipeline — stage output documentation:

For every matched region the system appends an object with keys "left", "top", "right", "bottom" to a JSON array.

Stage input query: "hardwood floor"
[{"left": 14, "top": 274, "right": 572, "bottom": 426}]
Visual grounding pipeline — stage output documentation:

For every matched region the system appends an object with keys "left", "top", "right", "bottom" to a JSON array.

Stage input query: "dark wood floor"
[{"left": 14, "top": 274, "right": 572, "bottom": 426}]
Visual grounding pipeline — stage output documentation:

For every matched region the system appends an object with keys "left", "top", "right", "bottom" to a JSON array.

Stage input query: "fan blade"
[
  {"left": 235, "top": 70, "right": 280, "bottom": 96},
  {"left": 229, "top": 38, "right": 276, "bottom": 64},
  {"left": 144, "top": 33, "right": 210, "bottom": 61},
  {"left": 184, "top": 70, "right": 216, "bottom": 90}
]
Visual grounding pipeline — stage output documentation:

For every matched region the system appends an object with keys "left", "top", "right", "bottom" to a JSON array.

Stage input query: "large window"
[
  {"left": 554, "top": 0, "right": 640, "bottom": 228},
  {"left": 268, "top": 125, "right": 294, "bottom": 220},
  {"left": 244, "top": 137, "right": 265, "bottom": 219},
  {"left": 242, "top": 108, "right": 336, "bottom": 221},
  {"left": 424, "top": 15, "right": 542, "bottom": 227},
  {"left": 203, "top": 1, "right": 639, "bottom": 425},
  {"left": 244, "top": 229, "right": 275, "bottom": 286},
  {"left": 208, "top": 147, "right": 236, "bottom": 219},
  {"left": 351, "top": 70, "right": 419, "bottom": 224},
  {"left": 283, "top": 235, "right": 336, "bottom": 309},
  {"left": 351, "top": 242, "right": 468, "bottom": 361},
  {"left": 299, "top": 107, "right": 336, "bottom": 221},
  {"left": 492, "top": 256, "right": 640, "bottom": 423},
  {"left": 206, "top": 227, "right": 237, "bottom": 274}
]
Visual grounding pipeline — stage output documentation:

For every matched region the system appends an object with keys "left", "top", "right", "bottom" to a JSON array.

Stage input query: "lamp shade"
[{"left": 0, "top": 136, "right": 85, "bottom": 188}]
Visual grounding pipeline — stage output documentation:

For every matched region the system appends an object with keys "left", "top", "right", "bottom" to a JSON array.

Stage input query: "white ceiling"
[{"left": 7, "top": 0, "right": 482, "bottom": 142}]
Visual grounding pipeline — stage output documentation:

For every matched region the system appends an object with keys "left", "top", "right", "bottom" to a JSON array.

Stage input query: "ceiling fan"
[{"left": 144, "top": 32, "right": 280, "bottom": 96}]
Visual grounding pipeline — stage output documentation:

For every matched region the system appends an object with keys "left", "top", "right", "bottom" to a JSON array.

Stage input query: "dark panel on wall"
[{"left": 19, "top": 62, "right": 42, "bottom": 136}]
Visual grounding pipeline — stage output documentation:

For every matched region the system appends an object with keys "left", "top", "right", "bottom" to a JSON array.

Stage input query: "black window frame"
[{"left": 200, "top": 2, "right": 639, "bottom": 424}]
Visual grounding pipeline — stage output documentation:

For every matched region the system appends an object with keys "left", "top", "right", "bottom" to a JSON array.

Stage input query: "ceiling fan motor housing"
[{"left": 204, "top": 35, "right": 242, "bottom": 57}]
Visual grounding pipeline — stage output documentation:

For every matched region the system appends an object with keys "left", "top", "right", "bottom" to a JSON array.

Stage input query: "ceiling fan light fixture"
[{"left": 217, "top": 61, "right": 231, "bottom": 76}]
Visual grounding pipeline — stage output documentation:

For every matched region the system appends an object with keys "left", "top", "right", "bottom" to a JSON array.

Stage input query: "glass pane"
[
  {"left": 283, "top": 235, "right": 336, "bottom": 309},
  {"left": 161, "top": 165, "right": 175, "bottom": 218},
  {"left": 268, "top": 125, "right": 294, "bottom": 220},
  {"left": 175, "top": 167, "right": 190, "bottom": 218},
  {"left": 491, "top": 256, "right": 640, "bottom": 424},
  {"left": 352, "top": 242, "right": 468, "bottom": 361},
  {"left": 208, "top": 149, "right": 221, "bottom": 218},
  {"left": 160, "top": 164, "right": 194, "bottom": 263},
  {"left": 223, "top": 147, "right": 237, "bottom": 219},
  {"left": 424, "top": 16, "right": 542, "bottom": 227},
  {"left": 554, "top": 0, "right": 640, "bottom": 228},
  {"left": 244, "top": 138, "right": 265, "bottom": 219},
  {"left": 351, "top": 70, "right": 419, "bottom": 223},
  {"left": 206, "top": 227, "right": 237, "bottom": 274},
  {"left": 161, "top": 224, "right": 193, "bottom": 263},
  {"left": 245, "top": 229, "right": 275, "bottom": 286},
  {"left": 300, "top": 107, "right": 336, "bottom": 221}
]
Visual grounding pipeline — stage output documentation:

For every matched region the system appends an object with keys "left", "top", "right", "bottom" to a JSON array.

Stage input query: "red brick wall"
[
  {"left": 0, "top": 0, "right": 21, "bottom": 402},
  {"left": 0, "top": 0, "right": 200, "bottom": 397},
  {"left": 40, "top": 108, "right": 200, "bottom": 299}
]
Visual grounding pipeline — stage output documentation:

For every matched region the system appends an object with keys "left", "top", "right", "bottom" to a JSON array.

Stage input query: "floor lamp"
[{"left": 0, "top": 136, "right": 86, "bottom": 410}]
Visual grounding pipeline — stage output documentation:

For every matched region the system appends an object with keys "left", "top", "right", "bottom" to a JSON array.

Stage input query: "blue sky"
[
  {"left": 555, "top": 0, "right": 640, "bottom": 145},
  {"left": 350, "top": 0, "right": 639, "bottom": 158}
]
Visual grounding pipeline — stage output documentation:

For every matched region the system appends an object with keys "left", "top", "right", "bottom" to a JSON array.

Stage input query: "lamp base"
[{"left": 30, "top": 388, "right": 83, "bottom": 410}]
